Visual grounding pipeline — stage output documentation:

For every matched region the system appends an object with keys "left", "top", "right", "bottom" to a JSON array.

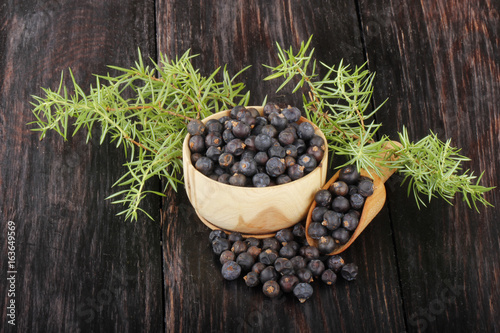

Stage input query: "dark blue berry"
[
  {"left": 297, "top": 154, "right": 317, "bottom": 172},
  {"left": 274, "top": 258, "right": 294, "bottom": 275},
  {"left": 350, "top": 193, "right": 365, "bottom": 210},
  {"left": 278, "top": 129, "right": 295, "bottom": 146},
  {"left": 263, "top": 102, "right": 281, "bottom": 117},
  {"left": 315, "top": 189, "right": 332, "bottom": 207},
  {"left": 308, "top": 222, "right": 327, "bottom": 240},
  {"left": 290, "top": 256, "right": 307, "bottom": 271},
  {"left": 280, "top": 274, "right": 299, "bottom": 293},
  {"left": 212, "top": 237, "right": 231, "bottom": 255},
  {"left": 332, "top": 228, "right": 351, "bottom": 245},
  {"left": 260, "top": 266, "right": 279, "bottom": 283},
  {"left": 245, "top": 237, "right": 261, "bottom": 248},
  {"left": 266, "top": 157, "right": 286, "bottom": 177},
  {"left": 222, "top": 128, "right": 236, "bottom": 143},
  {"left": 276, "top": 174, "right": 292, "bottom": 185},
  {"left": 236, "top": 252, "right": 255, "bottom": 271},
  {"left": 307, "top": 146, "right": 324, "bottom": 162},
  {"left": 292, "top": 223, "right": 306, "bottom": 238},
  {"left": 221, "top": 261, "right": 241, "bottom": 281},
  {"left": 225, "top": 139, "right": 246, "bottom": 156},
  {"left": 293, "top": 282, "right": 314, "bottom": 303},
  {"left": 341, "top": 263, "right": 358, "bottom": 281},
  {"left": 269, "top": 112, "right": 288, "bottom": 131},
  {"left": 231, "top": 240, "right": 248, "bottom": 255},
  {"left": 326, "top": 255, "right": 345, "bottom": 272},
  {"left": 220, "top": 250, "right": 235, "bottom": 265},
  {"left": 338, "top": 165, "right": 360, "bottom": 185},
  {"left": 205, "top": 132, "right": 223, "bottom": 147},
  {"left": 301, "top": 246, "right": 320, "bottom": 261},
  {"left": 279, "top": 244, "right": 297, "bottom": 259},
  {"left": 262, "top": 280, "right": 281, "bottom": 298},
  {"left": 239, "top": 158, "right": 258, "bottom": 177},
  {"left": 252, "top": 173, "right": 271, "bottom": 187},
  {"left": 247, "top": 245, "right": 262, "bottom": 259},
  {"left": 229, "top": 173, "right": 247, "bottom": 187},
  {"left": 296, "top": 268, "right": 314, "bottom": 283},
  {"left": 218, "top": 152, "right": 234, "bottom": 168},
  {"left": 332, "top": 196, "right": 351, "bottom": 213},
  {"left": 318, "top": 236, "right": 336, "bottom": 254},
  {"left": 244, "top": 271, "right": 260, "bottom": 287},
  {"left": 282, "top": 107, "right": 301, "bottom": 122},
  {"left": 259, "top": 249, "right": 279, "bottom": 265},
  {"left": 342, "top": 211, "right": 360, "bottom": 231},
  {"left": 187, "top": 119, "right": 207, "bottom": 136},
  {"left": 209, "top": 230, "right": 227, "bottom": 241},
  {"left": 228, "top": 232, "right": 243, "bottom": 242},
  {"left": 189, "top": 135, "right": 206, "bottom": 153},
  {"left": 312, "top": 206, "right": 328, "bottom": 222},
  {"left": 287, "top": 164, "right": 305, "bottom": 180},
  {"left": 322, "top": 210, "right": 341, "bottom": 230},
  {"left": 275, "top": 228, "right": 294, "bottom": 243},
  {"left": 206, "top": 119, "right": 224, "bottom": 133},
  {"left": 261, "top": 124, "right": 278, "bottom": 138},
  {"left": 321, "top": 269, "right": 338, "bottom": 285},
  {"left": 252, "top": 262, "right": 267, "bottom": 275},
  {"left": 309, "top": 134, "right": 325, "bottom": 149},
  {"left": 330, "top": 181, "right": 349, "bottom": 196},
  {"left": 358, "top": 179, "right": 374, "bottom": 197},
  {"left": 262, "top": 238, "right": 281, "bottom": 252},
  {"left": 206, "top": 146, "right": 222, "bottom": 161},
  {"left": 307, "top": 259, "right": 325, "bottom": 277},
  {"left": 297, "top": 122, "right": 315, "bottom": 141}
]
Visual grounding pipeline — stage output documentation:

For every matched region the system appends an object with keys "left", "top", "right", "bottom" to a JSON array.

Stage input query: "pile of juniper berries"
[
  {"left": 187, "top": 103, "right": 326, "bottom": 187},
  {"left": 308, "top": 165, "right": 374, "bottom": 251},
  {"left": 210, "top": 223, "right": 358, "bottom": 303}
]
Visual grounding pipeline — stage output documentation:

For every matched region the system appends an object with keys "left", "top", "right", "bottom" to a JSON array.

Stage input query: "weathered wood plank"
[
  {"left": 359, "top": 1, "right": 500, "bottom": 331},
  {"left": 158, "top": 1, "right": 406, "bottom": 331},
  {"left": 0, "top": 1, "right": 163, "bottom": 332}
]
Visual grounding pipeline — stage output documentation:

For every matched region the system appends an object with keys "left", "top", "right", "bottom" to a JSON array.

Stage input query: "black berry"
[
  {"left": 293, "top": 282, "right": 314, "bottom": 303},
  {"left": 187, "top": 119, "right": 207, "bottom": 136},
  {"left": 338, "top": 165, "right": 360, "bottom": 185},
  {"left": 280, "top": 274, "right": 300, "bottom": 293},
  {"left": 262, "top": 280, "right": 281, "bottom": 298},
  {"left": 341, "top": 263, "right": 358, "bottom": 281},
  {"left": 326, "top": 255, "right": 345, "bottom": 272},
  {"left": 314, "top": 189, "right": 332, "bottom": 207},
  {"left": 244, "top": 271, "right": 260, "bottom": 287},
  {"left": 321, "top": 269, "right": 338, "bottom": 285},
  {"left": 220, "top": 250, "right": 235, "bottom": 265},
  {"left": 221, "top": 261, "right": 242, "bottom": 281}
]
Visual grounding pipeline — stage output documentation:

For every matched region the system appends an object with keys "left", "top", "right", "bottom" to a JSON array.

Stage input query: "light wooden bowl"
[
  {"left": 183, "top": 106, "right": 328, "bottom": 236},
  {"left": 305, "top": 141, "right": 401, "bottom": 254}
]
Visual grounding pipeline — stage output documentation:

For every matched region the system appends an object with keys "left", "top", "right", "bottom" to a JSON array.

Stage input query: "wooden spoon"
[{"left": 305, "top": 141, "right": 401, "bottom": 255}]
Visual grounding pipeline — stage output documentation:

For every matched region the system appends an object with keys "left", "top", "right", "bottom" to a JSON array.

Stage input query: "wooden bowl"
[
  {"left": 305, "top": 141, "right": 401, "bottom": 254},
  {"left": 183, "top": 106, "right": 328, "bottom": 236}
]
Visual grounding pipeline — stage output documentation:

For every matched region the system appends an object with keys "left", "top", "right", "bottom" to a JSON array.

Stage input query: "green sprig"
[
  {"left": 264, "top": 36, "right": 494, "bottom": 210},
  {"left": 30, "top": 49, "right": 250, "bottom": 220},
  {"left": 30, "top": 38, "right": 494, "bottom": 221}
]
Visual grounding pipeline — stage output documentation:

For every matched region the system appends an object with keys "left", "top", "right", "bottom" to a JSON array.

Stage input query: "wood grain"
[
  {"left": 1, "top": 0, "right": 498, "bottom": 332},
  {"left": 359, "top": 0, "right": 500, "bottom": 331},
  {"left": 0, "top": 0, "right": 163, "bottom": 332},
  {"left": 159, "top": 1, "right": 405, "bottom": 332}
]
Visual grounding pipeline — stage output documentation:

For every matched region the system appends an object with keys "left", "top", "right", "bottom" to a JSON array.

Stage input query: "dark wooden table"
[{"left": 2, "top": 1, "right": 499, "bottom": 332}]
